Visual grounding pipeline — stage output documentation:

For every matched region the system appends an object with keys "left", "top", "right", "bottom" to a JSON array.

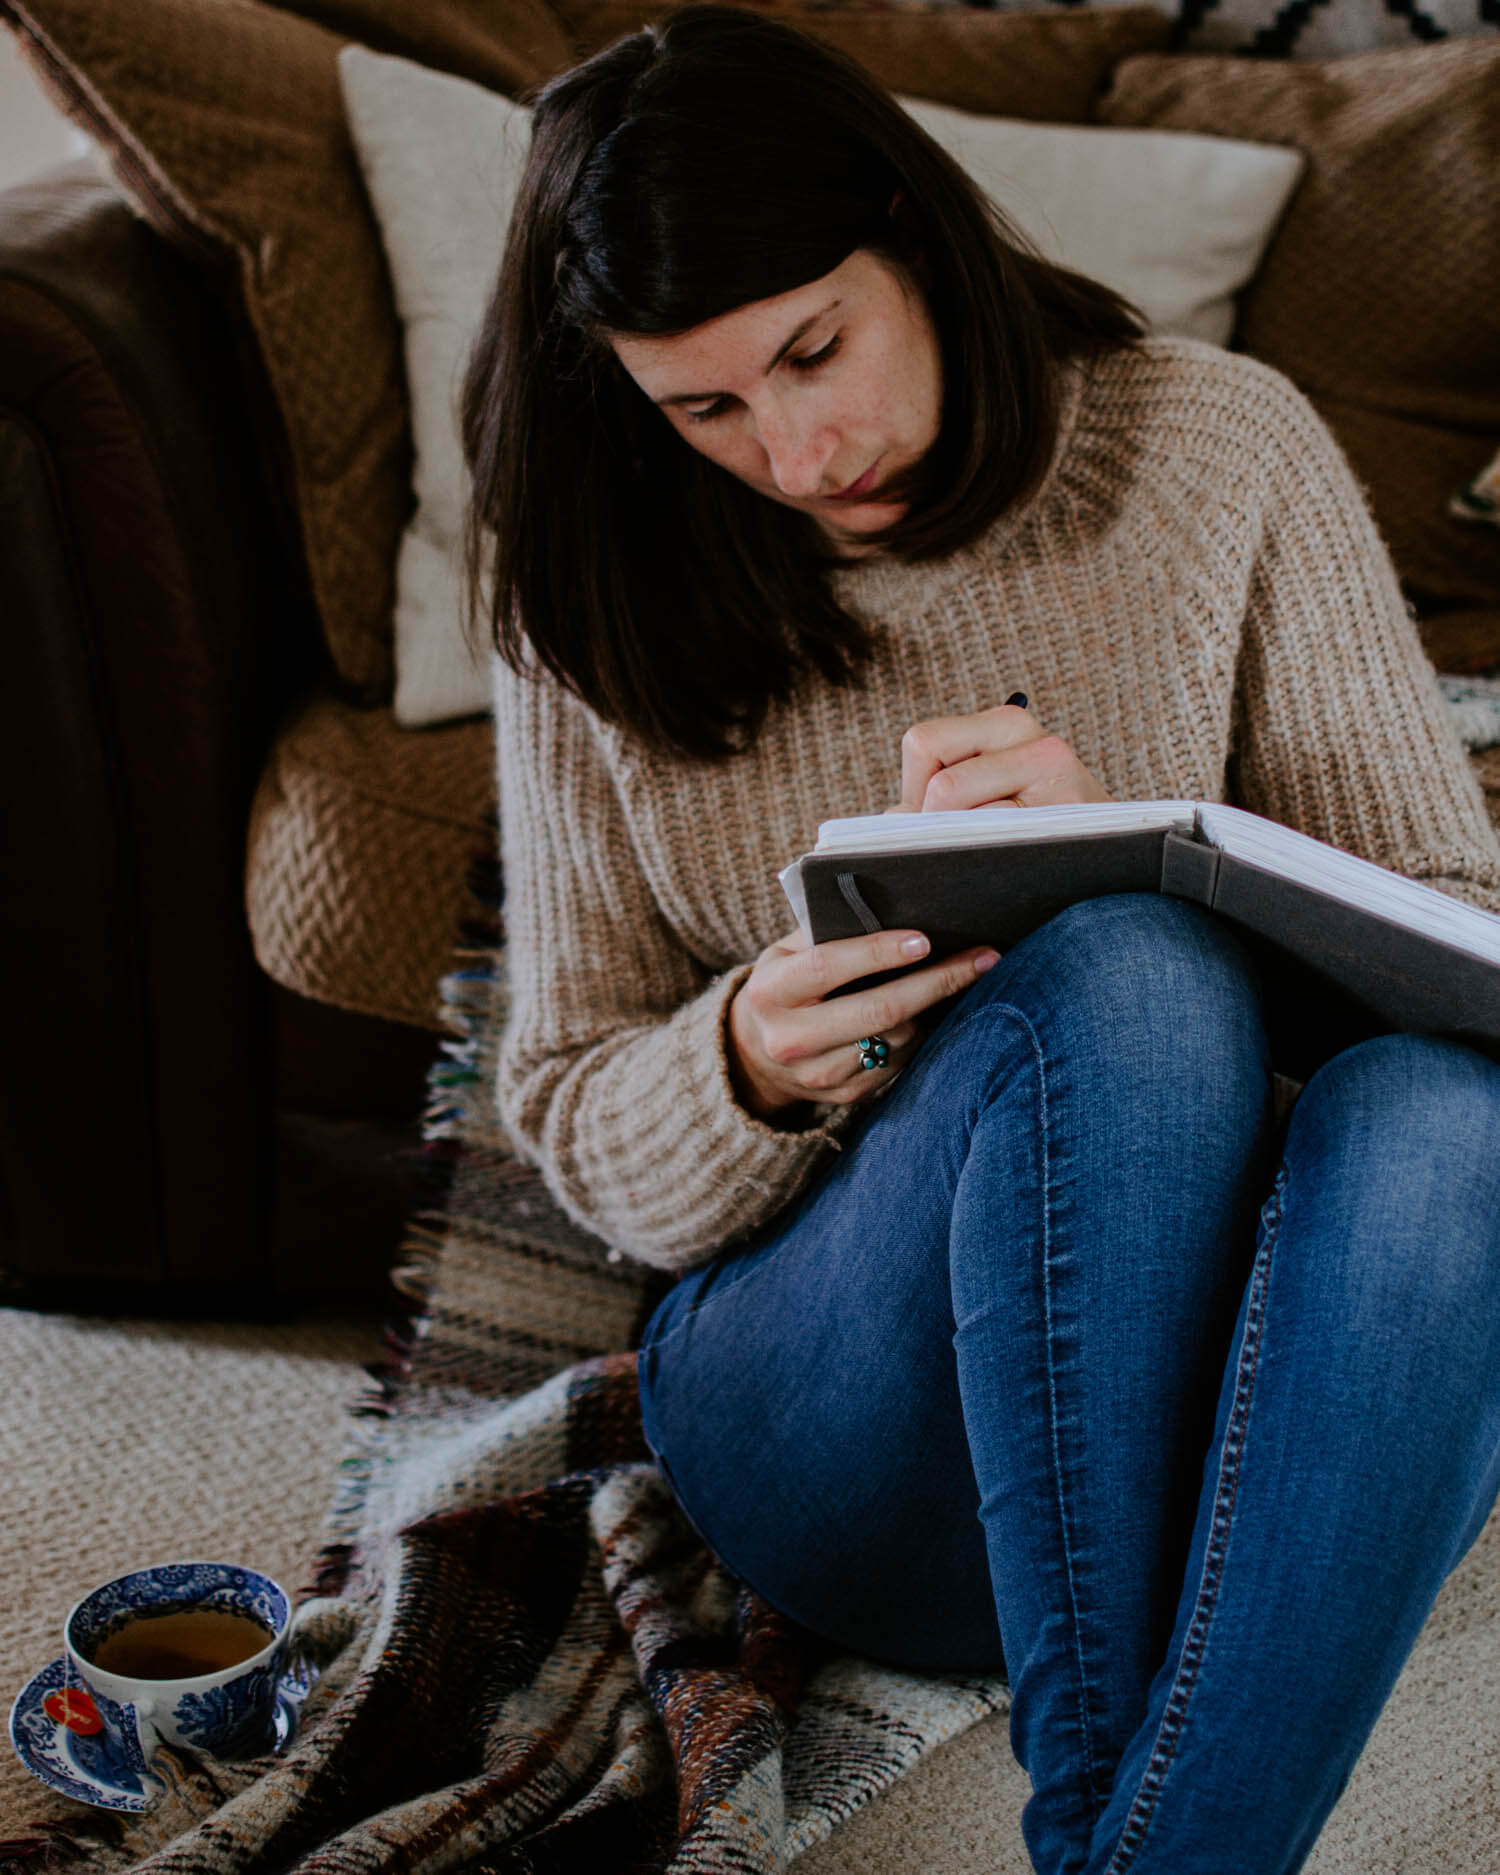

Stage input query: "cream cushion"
[
  {"left": 339, "top": 47, "right": 531, "bottom": 727},
  {"left": 897, "top": 98, "right": 1304, "bottom": 347},
  {"left": 338, "top": 45, "right": 1305, "bottom": 727}
]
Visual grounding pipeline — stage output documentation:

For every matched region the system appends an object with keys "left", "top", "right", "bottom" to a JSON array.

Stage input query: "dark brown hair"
[{"left": 462, "top": 4, "right": 1142, "bottom": 759}]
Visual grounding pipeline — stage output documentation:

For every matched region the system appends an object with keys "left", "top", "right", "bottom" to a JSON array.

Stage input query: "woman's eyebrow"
[{"left": 657, "top": 300, "right": 841, "bottom": 406}]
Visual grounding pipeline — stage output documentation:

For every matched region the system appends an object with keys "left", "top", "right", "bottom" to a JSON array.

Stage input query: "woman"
[{"left": 461, "top": 9, "right": 1500, "bottom": 1871}]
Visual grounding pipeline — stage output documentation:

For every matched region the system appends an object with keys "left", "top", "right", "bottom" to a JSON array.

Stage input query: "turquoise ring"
[{"left": 857, "top": 1035, "right": 890, "bottom": 1072}]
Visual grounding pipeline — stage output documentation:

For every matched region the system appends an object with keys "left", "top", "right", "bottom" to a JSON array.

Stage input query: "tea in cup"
[{"left": 63, "top": 1561, "right": 291, "bottom": 1765}]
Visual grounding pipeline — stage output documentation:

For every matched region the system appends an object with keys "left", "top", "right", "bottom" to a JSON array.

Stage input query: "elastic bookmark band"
[{"left": 835, "top": 871, "right": 883, "bottom": 935}]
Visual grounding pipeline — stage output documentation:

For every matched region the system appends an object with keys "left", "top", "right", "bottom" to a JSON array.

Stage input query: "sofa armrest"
[{"left": 0, "top": 156, "right": 327, "bottom": 1305}]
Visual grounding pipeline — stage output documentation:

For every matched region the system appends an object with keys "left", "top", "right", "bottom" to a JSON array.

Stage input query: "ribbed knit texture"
[{"left": 493, "top": 338, "right": 1500, "bottom": 1270}]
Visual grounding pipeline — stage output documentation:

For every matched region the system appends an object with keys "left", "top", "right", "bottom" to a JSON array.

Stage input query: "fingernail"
[
  {"left": 900, "top": 935, "right": 930, "bottom": 959},
  {"left": 974, "top": 950, "right": 1000, "bottom": 973}
]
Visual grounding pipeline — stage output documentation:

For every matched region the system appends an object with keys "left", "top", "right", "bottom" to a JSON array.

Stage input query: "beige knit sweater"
[{"left": 493, "top": 338, "right": 1500, "bottom": 1271}]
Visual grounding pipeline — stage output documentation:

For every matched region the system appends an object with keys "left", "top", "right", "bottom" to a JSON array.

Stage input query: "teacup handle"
[{"left": 118, "top": 1693, "right": 163, "bottom": 1763}]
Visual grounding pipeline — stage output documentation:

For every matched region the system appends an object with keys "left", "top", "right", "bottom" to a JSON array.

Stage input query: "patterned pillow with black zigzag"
[{"left": 1176, "top": 0, "right": 1497, "bottom": 59}]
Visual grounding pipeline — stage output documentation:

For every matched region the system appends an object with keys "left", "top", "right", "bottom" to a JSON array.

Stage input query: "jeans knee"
[
  {"left": 1297, "top": 1033, "right": 1500, "bottom": 1190},
  {"left": 1286, "top": 1033, "right": 1500, "bottom": 1333},
  {"left": 927, "top": 897, "right": 1276, "bottom": 1221},
  {"left": 985, "top": 893, "right": 1271, "bottom": 1102}
]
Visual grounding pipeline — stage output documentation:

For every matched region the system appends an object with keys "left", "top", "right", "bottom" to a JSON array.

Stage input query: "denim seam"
[
  {"left": 978, "top": 999, "right": 1104, "bottom": 1816},
  {"left": 1100, "top": 1166, "right": 1287, "bottom": 1874}
]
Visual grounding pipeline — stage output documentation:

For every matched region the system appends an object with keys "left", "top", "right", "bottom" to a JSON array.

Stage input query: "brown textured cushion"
[
  {"left": 247, "top": 697, "right": 495, "bottom": 1031},
  {"left": 1099, "top": 39, "right": 1500, "bottom": 674},
  {"left": 1, "top": 0, "right": 575, "bottom": 698},
  {"left": 554, "top": 3, "right": 1174, "bottom": 119}
]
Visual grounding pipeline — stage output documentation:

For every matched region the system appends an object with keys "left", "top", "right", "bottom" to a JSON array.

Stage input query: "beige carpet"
[
  {"left": 0, "top": 1307, "right": 380, "bottom": 1838},
  {"left": 2, "top": 1301, "right": 1497, "bottom": 1868}
]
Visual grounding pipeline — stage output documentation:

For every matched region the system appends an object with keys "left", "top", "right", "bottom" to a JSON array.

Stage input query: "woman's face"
[{"left": 610, "top": 249, "right": 943, "bottom": 548}]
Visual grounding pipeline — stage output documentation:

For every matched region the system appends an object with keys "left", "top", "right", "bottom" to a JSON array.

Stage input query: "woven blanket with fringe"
[{"left": 8, "top": 858, "right": 1006, "bottom": 1875}]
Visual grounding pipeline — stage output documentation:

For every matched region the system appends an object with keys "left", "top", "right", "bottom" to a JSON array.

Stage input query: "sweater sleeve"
[
  {"left": 1227, "top": 369, "right": 1500, "bottom": 917},
  {"left": 491, "top": 658, "right": 850, "bottom": 1272}
]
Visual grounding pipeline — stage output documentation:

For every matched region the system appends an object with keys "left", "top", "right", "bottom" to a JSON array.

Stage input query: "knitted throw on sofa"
[{"left": 19, "top": 872, "right": 1006, "bottom": 1874}]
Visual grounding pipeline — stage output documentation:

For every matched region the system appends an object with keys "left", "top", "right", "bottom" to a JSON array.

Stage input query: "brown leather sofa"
[{"left": 0, "top": 159, "right": 450, "bottom": 1311}]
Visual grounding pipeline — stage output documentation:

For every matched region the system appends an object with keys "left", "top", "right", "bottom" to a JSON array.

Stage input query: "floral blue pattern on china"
[
  {"left": 8, "top": 1657, "right": 160, "bottom": 1811},
  {"left": 68, "top": 1561, "right": 286, "bottom": 1657},
  {"left": 172, "top": 1661, "right": 283, "bottom": 1756},
  {"left": 10, "top": 1656, "right": 310, "bottom": 1810}
]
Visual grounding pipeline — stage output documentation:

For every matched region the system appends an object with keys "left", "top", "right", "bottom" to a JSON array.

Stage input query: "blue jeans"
[{"left": 638, "top": 894, "right": 1500, "bottom": 1875}]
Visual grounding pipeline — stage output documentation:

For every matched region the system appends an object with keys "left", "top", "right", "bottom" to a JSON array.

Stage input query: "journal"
[{"left": 780, "top": 800, "right": 1500, "bottom": 1051}]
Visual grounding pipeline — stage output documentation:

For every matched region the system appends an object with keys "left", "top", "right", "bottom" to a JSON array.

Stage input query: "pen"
[{"left": 1005, "top": 691, "right": 1028, "bottom": 710}]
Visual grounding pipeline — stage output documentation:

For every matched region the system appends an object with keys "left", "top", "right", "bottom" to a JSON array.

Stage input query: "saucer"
[{"left": 9, "top": 1657, "right": 310, "bottom": 1812}]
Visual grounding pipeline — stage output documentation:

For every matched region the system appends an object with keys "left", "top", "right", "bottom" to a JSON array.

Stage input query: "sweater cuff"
[{"left": 617, "top": 964, "right": 856, "bottom": 1271}]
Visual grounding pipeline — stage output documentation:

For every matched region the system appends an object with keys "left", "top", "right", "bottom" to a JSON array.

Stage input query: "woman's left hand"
[{"left": 898, "top": 699, "right": 1113, "bottom": 811}]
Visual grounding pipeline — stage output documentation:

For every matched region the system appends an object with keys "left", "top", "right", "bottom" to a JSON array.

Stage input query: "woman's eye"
[
  {"left": 677, "top": 335, "right": 839, "bottom": 424},
  {"left": 683, "top": 397, "right": 731, "bottom": 426},
  {"left": 789, "top": 336, "right": 841, "bottom": 373}
]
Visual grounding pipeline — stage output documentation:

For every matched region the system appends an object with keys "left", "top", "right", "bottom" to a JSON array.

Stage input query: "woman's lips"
[{"left": 827, "top": 459, "right": 884, "bottom": 502}]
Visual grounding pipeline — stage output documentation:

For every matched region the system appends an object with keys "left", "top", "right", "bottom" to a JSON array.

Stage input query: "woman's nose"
[{"left": 758, "top": 404, "right": 837, "bottom": 499}]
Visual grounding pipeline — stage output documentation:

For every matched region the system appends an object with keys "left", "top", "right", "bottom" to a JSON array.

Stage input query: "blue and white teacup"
[{"left": 63, "top": 1561, "right": 290, "bottom": 1764}]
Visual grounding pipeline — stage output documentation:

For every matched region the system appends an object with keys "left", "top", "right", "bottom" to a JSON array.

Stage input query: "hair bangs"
[{"left": 560, "top": 110, "right": 894, "bottom": 339}]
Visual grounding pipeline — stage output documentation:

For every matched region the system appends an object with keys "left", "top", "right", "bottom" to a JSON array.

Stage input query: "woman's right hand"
[{"left": 727, "top": 925, "right": 999, "bottom": 1119}]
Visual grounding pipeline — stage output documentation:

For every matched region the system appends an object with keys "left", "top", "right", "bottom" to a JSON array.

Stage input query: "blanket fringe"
[
  {"left": 315, "top": 840, "right": 503, "bottom": 1598},
  {"left": 0, "top": 1817, "right": 112, "bottom": 1872}
]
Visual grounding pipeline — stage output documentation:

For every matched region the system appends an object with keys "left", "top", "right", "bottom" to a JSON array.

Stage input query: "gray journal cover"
[{"left": 798, "top": 822, "right": 1500, "bottom": 1055}]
